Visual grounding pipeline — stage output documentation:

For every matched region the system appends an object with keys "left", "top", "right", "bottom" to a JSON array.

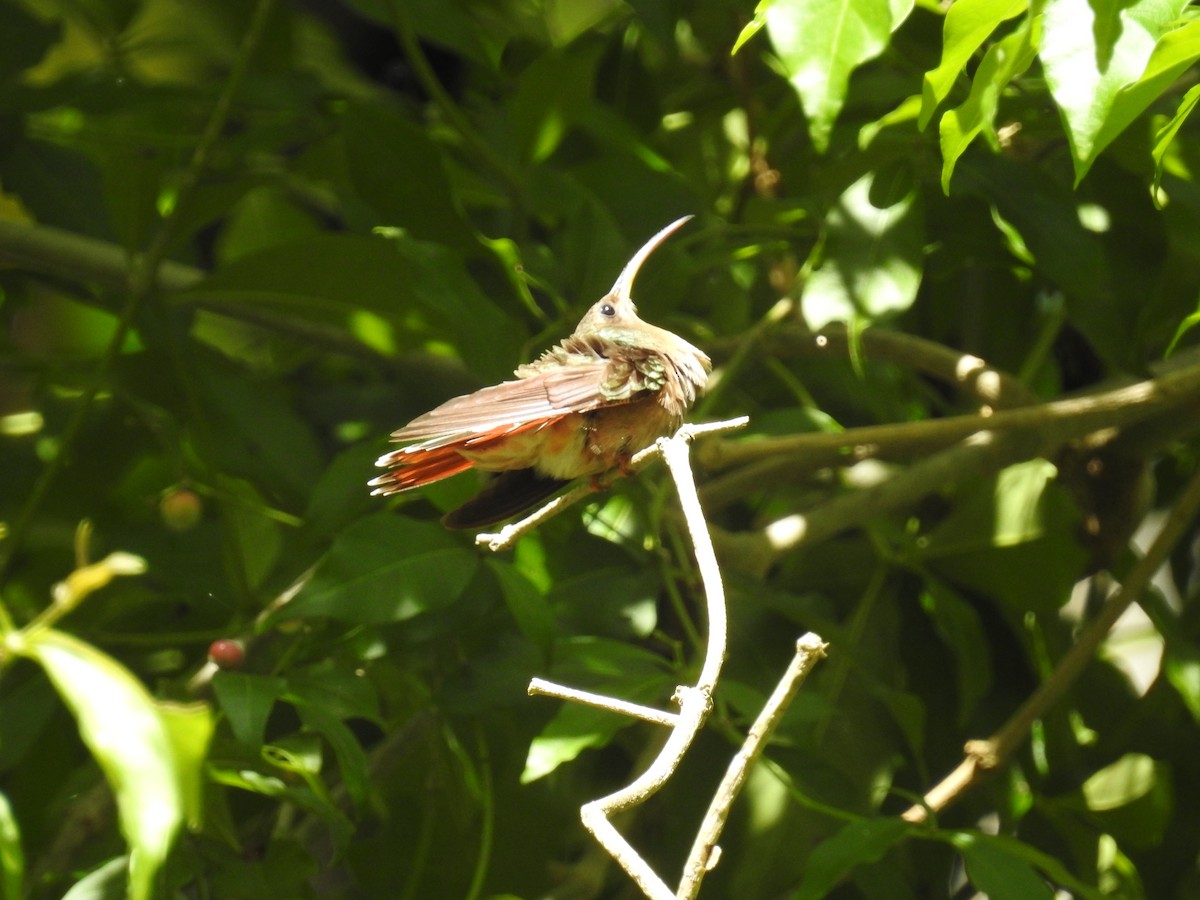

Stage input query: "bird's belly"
[
  {"left": 457, "top": 398, "right": 680, "bottom": 482},
  {"left": 539, "top": 399, "right": 679, "bottom": 480}
]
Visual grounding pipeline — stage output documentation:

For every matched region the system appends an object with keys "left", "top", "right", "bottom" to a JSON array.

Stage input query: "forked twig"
[{"left": 494, "top": 418, "right": 826, "bottom": 898}]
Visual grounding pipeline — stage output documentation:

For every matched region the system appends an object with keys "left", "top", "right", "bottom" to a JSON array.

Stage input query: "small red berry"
[{"left": 208, "top": 639, "right": 245, "bottom": 669}]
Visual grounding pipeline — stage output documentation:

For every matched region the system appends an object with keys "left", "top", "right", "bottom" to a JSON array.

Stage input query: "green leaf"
[
  {"left": 212, "top": 672, "right": 285, "bottom": 747},
  {"left": 60, "top": 855, "right": 128, "bottom": 900},
  {"left": 293, "top": 701, "right": 372, "bottom": 813},
  {"left": 282, "top": 514, "right": 479, "bottom": 624},
  {"left": 0, "top": 791, "right": 22, "bottom": 900},
  {"left": 1153, "top": 82, "right": 1200, "bottom": 200},
  {"left": 794, "top": 818, "right": 909, "bottom": 899},
  {"left": 19, "top": 630, "right": 214, "bottom": 900},
  {"left": 487, "top": 559, "right": 556, "bottom": 659},
  {"left": 0, "top": 2, "right": 60, "bottom": 81},
  {"left": 1081, "top": 752, "right": 1164, "bottom": 810},
  {"left": 954, "top": 154, "right": 1131, "bottom": 365},
  {"left": 919, "top": 579, "right": 993, "bottom": 724},
  {"left": 340, "top": 98, "right": 475, "bottom": 248},
  {"left": 1041, "top": 0, "right": 1189, "bottom": 184},
  {"left": 801, "top": 171, "right": 924, "bottom": 327},
  {"left": 938, "top": 16, "right": 1039, "bottom": 193},
  {"left": 919, "top": 460, "right": 1088, "bottom": 615},
  {"left": 522, "top": 676, "right": 667, "bottom": 783},
  {"left": 1097, "top": 18, "right": 1200, "bottom": 186},
  {"left": 919, "top": 0, "right": 1028, "bottom": 129},
  {"left": 953, "top": 832, "right": 1054, "bottom": 900},
  {"left": 732, "top": 2, "right": 769, "bottom": 54},
  {"left": 209, "top": 768, "right": 353, "bottom": 845},
  {"left": 508, "top": 45, "right": 602, "bottom": 164},
  {"left": 766, "top": 0, "right": 915, "bottom": 151}
]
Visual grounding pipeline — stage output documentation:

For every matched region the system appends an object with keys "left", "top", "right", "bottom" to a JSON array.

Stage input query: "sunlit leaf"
[
  {"left": 1041, "top": 0, "right": 1188, "bottom": 184},
  {"left": 938, "top": 16, "right": 1039, "bottom": 192},
  {"left": 1153, "top": 82, "right": 1200, "bottom": 200},
  {"left": 21, "top": 630, "right": 213, "bottom": 900},
  {"left": 1082, "top": 753, "right": 1161, "bottom": 810},
  {"left": 0, "top": 791, "right": 22, "bottom": 900},
  {"left": 802, "top": 171, "right": 924, "bottom": 327},
  {"left": 1096, "top": 19, "right": 1200, "bottom": 187},
  {"left": 919, "top": 0, "right": 1028, "bottom": 128},
  {"left": 765, "top": 0, "right": 915, "bottom": 151}
]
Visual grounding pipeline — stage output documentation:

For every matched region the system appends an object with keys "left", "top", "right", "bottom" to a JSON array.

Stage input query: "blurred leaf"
[
  {"left": 293, "top": 701, "right": 372, "bottom": 813},
  {"left": 340, "top": 98, "right": 475, "bottom": 248},
  {"left": 1152, "top": 82, "right": 1200, "bottom": 200},
  {"left": 793, "top": 818, "right": 909, "bottom": 899},
  {"left": 283, "top": 513, "right": 479, "bottom": 624},
  {"left": 0, "top": 791, "right": 22, "bottom": 900},
  {"left": 919, "top": 460, "right": 1088, "bottom": 614},
  {"left": 189, "top": 354, "right": 324, "bottom": 502},
  {"left": 487, "top": 559, "right": 556, "bottom": 659},
  {"left": 210, "top": 767, "right": 353, "bottom": 845},
  {"left": 212, "top": 672, "right": 285, "bottom": 747},
  {"left": 217, "top": 186, "right": 322, "bottom": 263},
  {"left": 953, "top": 832, "right": 1055, "bottom": 899},
  {"left": 20, "top": 630, "right": 214, "bottom": 900},
  {"left": 802, "top": 171, "right": 924, "bottom": 328},
  {"left": 919, "top": 0, "right": 1028, "bottom": 129},
  {"left": 0, "top": 4, "right": 60, "bottom": 81},
  {"left": 60, "top": 855, "right": 128, "bottom": 900},
  {"left": 215, "top": 475, "right": 284, "bottom": 592},
  {"left": 1082, "top": 753, "right": 1159, "bottom": 810},
  {"left": 1041, "top": 0, "right": 1190, "bottom": 184},
  {"left": 509, "top": 45, "right": 601, "bottom": 163},
  {"left": 766, "top": 0, "right": 915, "bottom": 151},
  {"left": 288, "top": 661, "right": 382, "bottom": 722},
  {"left": 918, "top": 579, "right": 993, "bottom": 724}
]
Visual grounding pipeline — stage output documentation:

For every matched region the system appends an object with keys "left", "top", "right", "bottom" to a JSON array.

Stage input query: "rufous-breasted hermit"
[{"left": 369, "top": 217, "right": 711, "bottom": 529}]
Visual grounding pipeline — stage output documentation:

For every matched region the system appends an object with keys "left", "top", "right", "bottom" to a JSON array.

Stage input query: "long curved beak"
[{"left": 608, "top": 216, "right": 693, "bottom": 302}]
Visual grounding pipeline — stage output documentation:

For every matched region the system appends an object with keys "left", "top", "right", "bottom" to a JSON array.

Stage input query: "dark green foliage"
[{"left": 2, "top": 0, "right": 1200, "bottom": 897}]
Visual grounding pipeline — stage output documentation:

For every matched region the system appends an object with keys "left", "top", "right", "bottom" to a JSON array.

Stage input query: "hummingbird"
[{"left": 369, "top": 216, "right": 711, "bottom": 530}]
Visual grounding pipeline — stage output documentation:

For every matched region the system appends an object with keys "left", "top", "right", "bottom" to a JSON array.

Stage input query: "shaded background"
[{"left": 2, "top": 0, "right": 1200, "bottom": 897}]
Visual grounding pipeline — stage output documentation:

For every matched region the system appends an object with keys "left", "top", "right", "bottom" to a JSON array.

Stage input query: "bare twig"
[
  {"left": 678, "top": 633, "right": 827, "bottom": 898},
  {"left": 902, "top": 464, "right": 1200, "bottom": 823},
  {"left": 528, "top": 678, "right": 680, "bottom": 727}
]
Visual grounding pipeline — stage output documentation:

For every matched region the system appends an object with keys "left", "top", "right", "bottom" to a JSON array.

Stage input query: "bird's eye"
[{"left": 600, "top": 303, "right": 616, "bottom": 317}]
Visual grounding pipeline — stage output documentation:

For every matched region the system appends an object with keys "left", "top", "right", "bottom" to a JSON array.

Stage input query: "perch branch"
[
  {"left": 902, "top": 463, "right": 1200, "bottom": 823},
  {"left": 525, "top": 423, "right": 730, "bottom": 900},
  {"left": 475, "top": 417, "right": 749, "bottom": 551}
]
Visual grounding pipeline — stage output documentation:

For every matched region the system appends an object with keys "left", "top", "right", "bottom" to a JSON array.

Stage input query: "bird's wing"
[{"left": 388, "top": 359, "right": 619, "bottom": 450}]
